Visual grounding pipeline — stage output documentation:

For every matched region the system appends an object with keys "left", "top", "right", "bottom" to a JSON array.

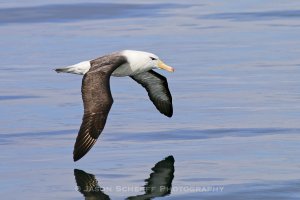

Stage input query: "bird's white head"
[{"left": 121, "top": 50, "right": 174, "bottom": 74}]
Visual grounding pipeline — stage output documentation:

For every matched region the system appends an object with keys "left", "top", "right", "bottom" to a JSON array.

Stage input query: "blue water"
[{"left": 1, "top": 0, "right": 300, "bottom": 199}]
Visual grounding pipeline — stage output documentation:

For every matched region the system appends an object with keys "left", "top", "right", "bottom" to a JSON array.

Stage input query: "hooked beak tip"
[{"left": 158, "top": 60, "right": 175, "bottom": 73}]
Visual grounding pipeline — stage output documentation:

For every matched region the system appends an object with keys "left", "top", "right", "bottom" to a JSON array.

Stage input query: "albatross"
[{"left": 55, "top": 50, "right": 174, "bottom": 161}]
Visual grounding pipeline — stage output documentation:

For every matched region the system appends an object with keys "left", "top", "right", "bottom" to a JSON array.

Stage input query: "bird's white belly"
[{"left": 112, "top": 63, "right": 149, "bottom": 77}]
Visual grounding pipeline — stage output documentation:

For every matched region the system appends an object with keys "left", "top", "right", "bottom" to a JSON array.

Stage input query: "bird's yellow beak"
[{"left": 158, "top": 60, "right": 175, "bottom": 72}]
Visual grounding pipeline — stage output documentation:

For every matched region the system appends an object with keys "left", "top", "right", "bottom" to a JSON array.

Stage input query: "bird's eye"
[{"left": 150, "top": 57, "right": 157, "bottom": 60}]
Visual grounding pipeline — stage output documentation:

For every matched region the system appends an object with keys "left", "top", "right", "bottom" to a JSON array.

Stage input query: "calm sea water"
[{"left": 1, "top": 0, "right": 300, "bottom": 199}]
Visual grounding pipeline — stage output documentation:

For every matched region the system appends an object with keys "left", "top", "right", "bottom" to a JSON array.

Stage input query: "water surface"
[{"left": 0, "top": 0, "right": 300, "bottom": 199}]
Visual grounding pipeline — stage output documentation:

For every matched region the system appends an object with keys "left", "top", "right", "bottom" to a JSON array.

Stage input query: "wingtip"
[
  {"left": 165, "top": 107, "right": 173, "bottom": 118},
  {"left": 73, "top": 151, "right": 83, "bottom": 162},
  {"left": 73, "top": 156, "right": 79, "bottom": 162},
  {"left": 166, "top": 113, "right": 173, "bottom": 118},
  {"left": 73, "top": 153, "right": 82, "bottom": 162},
  {"left": 73, "top": 136, "right": 98, "bottom": 162}
]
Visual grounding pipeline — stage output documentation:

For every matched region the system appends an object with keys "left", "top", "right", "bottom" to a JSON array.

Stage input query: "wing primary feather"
[
  {"left": 73, "top": 54, "right": 127, "bottom": 161},
  {"left": 131, "top": 70, "right": 173, "bottom": 117}
]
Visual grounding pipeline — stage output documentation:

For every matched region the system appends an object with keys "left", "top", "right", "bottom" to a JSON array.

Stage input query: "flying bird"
[{"left": 55, "top": 50, "right": 174, "bottom": 161}]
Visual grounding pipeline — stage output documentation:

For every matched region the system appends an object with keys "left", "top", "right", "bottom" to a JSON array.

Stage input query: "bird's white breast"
[{"left": 112, "top": 63, "right": 149, "bottom": 77}]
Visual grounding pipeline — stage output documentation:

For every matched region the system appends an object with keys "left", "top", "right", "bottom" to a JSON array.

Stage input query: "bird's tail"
[
  {"left": 55, "top": 67, "right": 70, "bottom": 73},
  {"left": 54, "top": 60, "right": 91, "bottom": 75}
]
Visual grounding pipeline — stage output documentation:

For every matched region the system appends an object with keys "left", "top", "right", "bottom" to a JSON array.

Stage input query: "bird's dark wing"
[
  {"left": 74, "top": 169, "right": 110, "bottom": 200},
  {"left": 131, "top": 70, "right": 173, "bottom": 117},
  {"left": 73, "top": 54, "right": 127, "bottom": 161}
]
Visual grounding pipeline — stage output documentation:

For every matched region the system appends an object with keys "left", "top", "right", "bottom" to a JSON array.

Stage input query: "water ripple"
[
  {"left": 0, "top": 3, "right": 184, "bottom": 24},
  {"left": 203, "top": 10, "right": 300, "bottom": 21},
  {"left": 1, "top": 128, "right": 298, "bottom": 144},
  {"left": 0, "top": 95, "right": 39, "bottom": 101},
  {"left": 111, "top": 128, "right": 300, "bottom": 142}
]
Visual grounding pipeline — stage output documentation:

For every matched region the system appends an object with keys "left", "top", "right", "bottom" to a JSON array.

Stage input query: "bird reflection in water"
[
  {"left": 74, "top": 169, "right": 110, "bottom": 200},
  {"left": 74, "top": 155, "right": 175, "bottom": 200}
]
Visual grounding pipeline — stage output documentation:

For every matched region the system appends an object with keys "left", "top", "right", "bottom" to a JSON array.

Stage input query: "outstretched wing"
[
  {"left": 131, "top": 70, "right": 173, "bottom": 117},
  {"left": 73, "top": 54, "right": 127, "bottom": 161}
]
